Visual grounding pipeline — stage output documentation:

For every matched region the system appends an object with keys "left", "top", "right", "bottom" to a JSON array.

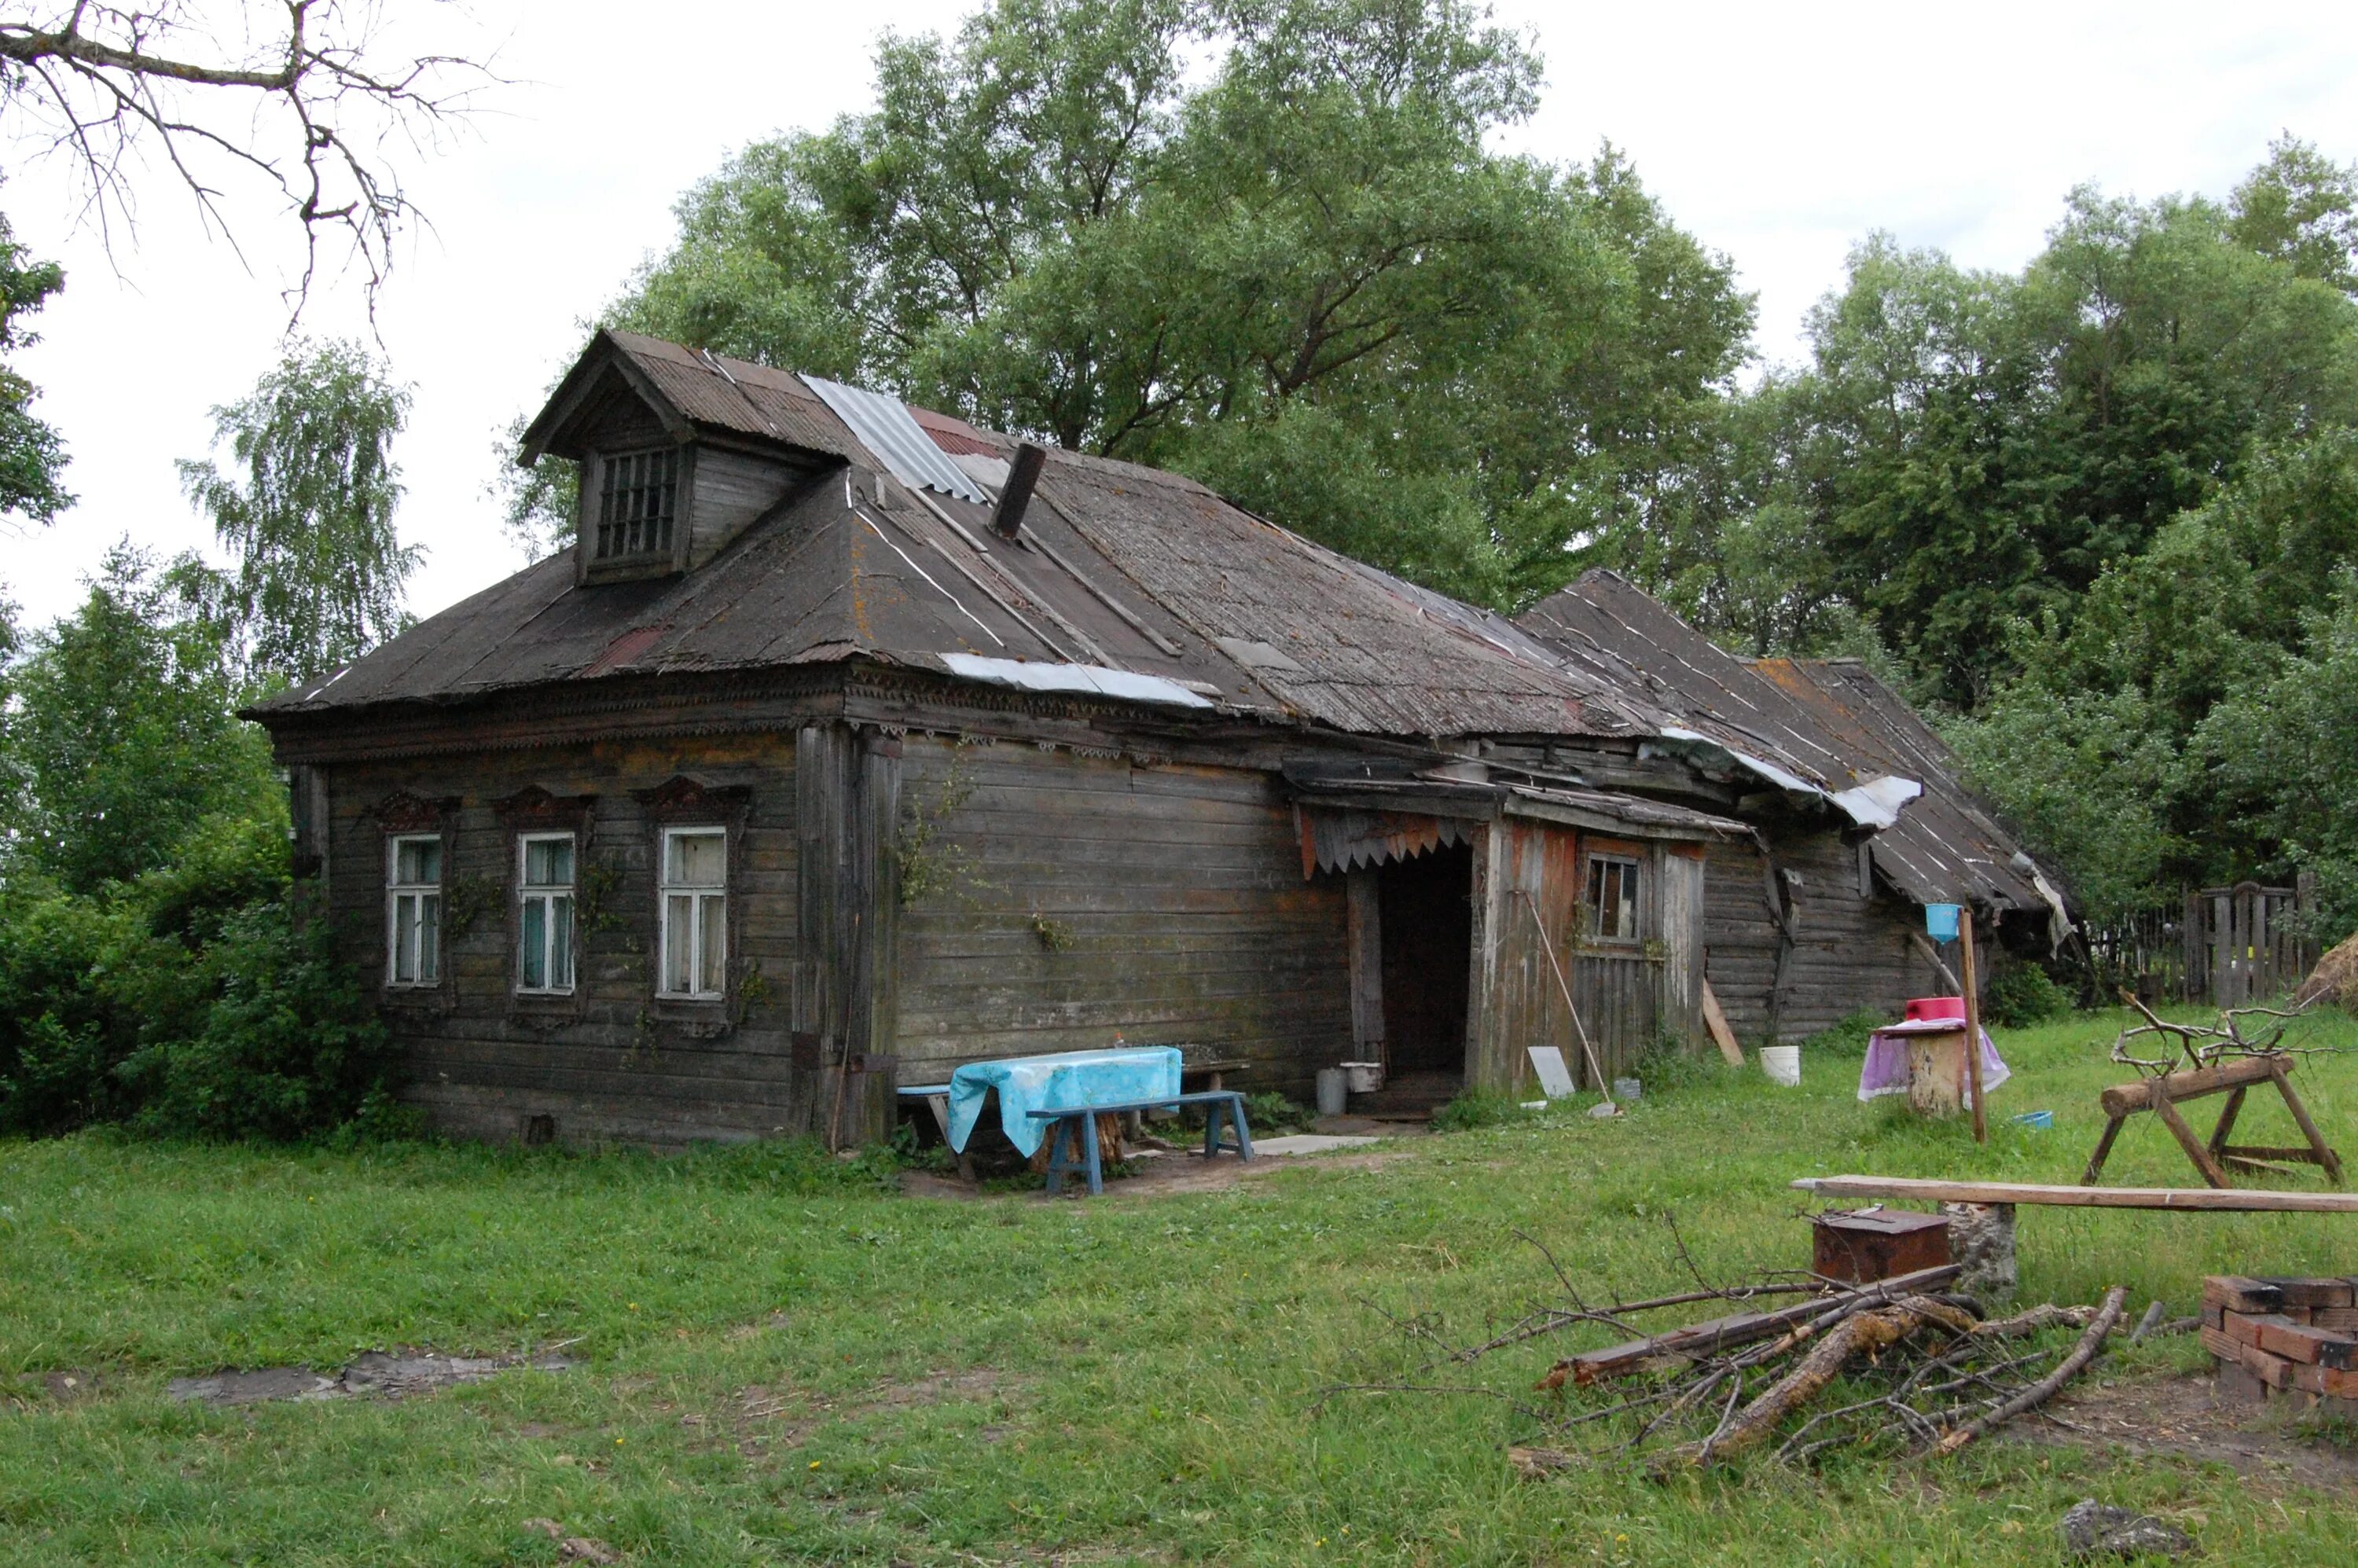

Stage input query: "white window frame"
[
  {"left": 1585, "top": 854, "right": 1644, "bottom": 946},
  {"left": 658, "top": 825, "right": 729, "bottom": 1001},
  {"left": 516, "top": 832, "right": 578, "bottom": 996},
  {"left": 386, "top": 834, "right": 445, "bottom": 988}
]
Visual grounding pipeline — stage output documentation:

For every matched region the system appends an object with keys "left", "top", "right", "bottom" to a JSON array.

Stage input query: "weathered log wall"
[
  {"left": 1702, "top": 830, "right": 1945, "bottom": 1045},
  {"left": 890, "top": 736, "right": 1353, "bottom": 1096},
  {"left": 318, "top": 733, "right": 806, "bottom": 1145}
]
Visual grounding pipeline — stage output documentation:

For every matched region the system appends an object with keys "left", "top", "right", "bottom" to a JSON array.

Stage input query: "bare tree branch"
[{"left": 0, "top": 2, "right": 502, "bottom": 317}]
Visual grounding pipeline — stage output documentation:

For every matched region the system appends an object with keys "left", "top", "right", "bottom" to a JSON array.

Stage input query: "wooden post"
[
  {"left": 1959, "top": 908, "right": 1986, "bottom": 1144},
  {"left": 1346, "top": 868, "right": 1385, "bottom": 1071}
]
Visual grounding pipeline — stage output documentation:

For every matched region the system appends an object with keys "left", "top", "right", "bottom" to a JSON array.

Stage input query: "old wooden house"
[
  {"left": 251, "top": 331, "right": 1763, "bottom": 1147},
  {"left": 1512, "top": 571, "right": 2069, "bottom": 1041}
]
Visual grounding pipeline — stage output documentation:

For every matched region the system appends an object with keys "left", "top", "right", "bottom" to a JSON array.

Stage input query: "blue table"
[{"left": 944, "top": 1047, "right": 1183, "bottom": 1159}]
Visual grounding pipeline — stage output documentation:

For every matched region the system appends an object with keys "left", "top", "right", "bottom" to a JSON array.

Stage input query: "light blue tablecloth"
[{"left": 946, "top": 1047, "right": 1183, "bottom": 1157}]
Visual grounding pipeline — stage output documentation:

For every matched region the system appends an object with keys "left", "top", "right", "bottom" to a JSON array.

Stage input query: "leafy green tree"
[
  {"left": 2196, "top": 574, "right": 2358, "bottom": 931},
  {"left": 3, "top": 542, "right": 278, "bottom": 894},
  {"left": 178, "top": 339, "right": 418, "bottom": 682},
  {"left": 2230, "top": 134, "right": 2358, "bottom": 295},
  {"left": 1602, "top": 164, "right": 2358, "bottom": 707},
  {"left": 0, "top": 209, "right": 68, "bottom": 526},
  {"left": 553, "top": 0, "right": 1750, "bottom": 607}
]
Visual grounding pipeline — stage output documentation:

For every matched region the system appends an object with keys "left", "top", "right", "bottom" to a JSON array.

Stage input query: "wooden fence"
[{"left": 2084, "top": 876, "right": 2320, "bottom": 1007}]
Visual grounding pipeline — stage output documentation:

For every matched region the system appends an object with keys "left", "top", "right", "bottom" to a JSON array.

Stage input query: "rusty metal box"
[{"left": 1811, "top": 1206, "right": 1952, "bottom": 1283}]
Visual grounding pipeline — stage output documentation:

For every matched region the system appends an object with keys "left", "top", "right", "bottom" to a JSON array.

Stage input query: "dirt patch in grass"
[
  {"left": 900, "top": 1146, "right": 1413, "bottom": 1201},
  {"left": 1996, "top": 1367, "right": 2358, "bottom": 1491},
  {"left": 2, "top": 1369, "right": 105, "bottom": 1408},
  {"left": 719, "top": 1367, "right": 1028, "bottom": 1455},
  {"left": 167, "top": 1348, "right": 578, "bottom": 1407}
]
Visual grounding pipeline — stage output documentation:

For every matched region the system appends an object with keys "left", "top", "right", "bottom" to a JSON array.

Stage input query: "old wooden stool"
[{"left": 2082, "top": 1054, "right": 2343, "bottom": 1190}]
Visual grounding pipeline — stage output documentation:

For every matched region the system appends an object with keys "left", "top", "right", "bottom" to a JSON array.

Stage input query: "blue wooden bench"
[{"left": 1031, "top": 1090, "right": 1255, "bottom": 1196}]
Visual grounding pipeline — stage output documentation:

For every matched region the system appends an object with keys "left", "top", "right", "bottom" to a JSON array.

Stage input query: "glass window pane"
[
  {"left": 698, "top": 894, "right": 725, "bottom": 994},
  {"left": 396, "top": 838, "right": 441, "bottom": 885},
  {"left": 667, "top": 830, "right": 724, "bottom": 888},
  {"left": 520, "top": 898, "right": 547, "bottom": 988},
  {"left": 665, "top": 894, "right": 694, "bottom": 993},
  {"left": 524, "top": 837, "right": 572, "bottom": 887},
  {"left": 417, "top": 894, "right": 440, "bottom": 982},
  {"left": 549, "top": 894, "right": 574, "bottom": 990},
  {"left": 393, "top": 894, "right": 417, "bottom": 982}
]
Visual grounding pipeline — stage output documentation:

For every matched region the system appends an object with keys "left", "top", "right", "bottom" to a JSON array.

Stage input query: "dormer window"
[{"left": 593, "top": 449, "right": 680, "bottom": 561}]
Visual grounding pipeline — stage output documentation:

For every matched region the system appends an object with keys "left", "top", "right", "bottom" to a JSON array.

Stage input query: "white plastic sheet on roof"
[{"left": 941, "top": 653, "right": 1212, "bottom": 709}]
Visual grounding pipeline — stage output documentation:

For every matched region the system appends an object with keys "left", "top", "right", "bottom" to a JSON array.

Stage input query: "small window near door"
[
  {"left": 659, "top": 827, "right": 727, "bottom": 999},
  {"left": 387, "top": 835, "right": 443, "bottom": 986},
  {"left": 1587, "top": 854, "right": 1641, "bottom": 943},
  {"left": 517, "top": 834, "right": 577, "bottom": 994}
]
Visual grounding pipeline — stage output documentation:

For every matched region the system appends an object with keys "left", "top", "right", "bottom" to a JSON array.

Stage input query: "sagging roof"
[
  {"left": 1750, "top": 656, "right": 2063, "bottom": 920},
  {"left": 259, "top": 331, "right": 1658, "bottom": 744},
  {"left": 1516, "top": 571, "right": 2058, "bottom": 916}
]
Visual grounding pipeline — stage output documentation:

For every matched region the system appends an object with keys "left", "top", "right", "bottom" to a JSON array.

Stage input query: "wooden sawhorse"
[{"left": 2082, "top": 1053, "right": 2343, "bottom": 1190}]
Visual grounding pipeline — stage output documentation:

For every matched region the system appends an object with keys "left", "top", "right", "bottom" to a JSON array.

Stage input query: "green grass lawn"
[{"left": 3, "top": 1008, "right": 2356, "bottom": 1565}]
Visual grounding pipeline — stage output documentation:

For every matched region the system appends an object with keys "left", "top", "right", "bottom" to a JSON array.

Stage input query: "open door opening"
[{"left": 1358, "top": 839, "right": 1473, "bottom": 1115}]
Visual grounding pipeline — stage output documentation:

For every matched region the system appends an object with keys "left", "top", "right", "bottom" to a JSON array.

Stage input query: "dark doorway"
[{"left": 1378, "top": 841, "right": 1474, "bottom": 1078}]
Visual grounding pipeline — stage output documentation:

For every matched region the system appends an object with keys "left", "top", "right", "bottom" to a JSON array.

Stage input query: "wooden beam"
[
  {"left": 2271, "top": 1058, "right": 2345, "bottom": 1184},
  {"left": 1909, "top": 931, "right": 1963, "bottom": 993},
  {"left": 1959, "top": 910, "right": 1986, "bottom": 1144},
  {"left": 1701, "top": 979, "right": 1744, "bottom": 1066},
  {"left": 2150, "top": 1092, "right": 2230, "bottom": 1188},
  {"left": 2097, "top": 1055, "right": 2281, "bottom": 1118},
  {"left": 1564, "top": 1265, "right": 1963, "bottom": 1384},
  {"left": 1791, "top": 1175, "right": 2358, "bottom": 1213}
]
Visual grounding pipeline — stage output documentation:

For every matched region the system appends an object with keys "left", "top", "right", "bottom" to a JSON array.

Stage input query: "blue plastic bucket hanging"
[{"left": 1924, "top": 902, "right": 1962, "bottom": 942}]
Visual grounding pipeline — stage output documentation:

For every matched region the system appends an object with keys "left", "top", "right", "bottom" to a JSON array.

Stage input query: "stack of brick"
[{"left": 2200, "top": 1275, "right": 2358, "bottom": 1417}]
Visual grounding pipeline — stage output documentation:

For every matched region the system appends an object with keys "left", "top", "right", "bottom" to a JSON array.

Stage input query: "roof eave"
[{"left": 516, "top": 329, "right": 698, "bottom": 465}]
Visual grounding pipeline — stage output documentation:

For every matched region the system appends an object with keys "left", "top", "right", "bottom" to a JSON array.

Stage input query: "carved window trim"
[
  {"left": 386, "top": 834, "right": 446, "bottom": 988},
  {"left": 493, "top": 788, "right": 598, "bottom": 1020},
  {"left": 516, "top": 833, "right": 579, "bottom": 997},
  {"left": 367, "top": 792, "right": 459, "bottom": 1008},
  {"left": 633, "top": 776, "right": 751, "bottom": 1018}
]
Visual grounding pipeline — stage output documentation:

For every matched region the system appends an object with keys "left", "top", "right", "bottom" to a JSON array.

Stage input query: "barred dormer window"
[{"left": 594, "top": 449, "right": 679, "bottom": 560}]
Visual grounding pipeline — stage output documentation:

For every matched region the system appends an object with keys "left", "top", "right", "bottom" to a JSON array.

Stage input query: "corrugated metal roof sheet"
[{"left": 803, "top": 375, "right": 990, "bottom": 504}]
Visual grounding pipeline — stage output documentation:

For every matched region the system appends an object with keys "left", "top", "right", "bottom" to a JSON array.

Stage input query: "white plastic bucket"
[
  {"left": 1316, "top": 1068, "right": 1348, "bottom": 1117},
  {"left": 1759, "top": 1045, "right": 1802, "bottom": 1088},
  {"left": 1342, "top": 1060, "right": 1385, "bottom": 1093}
]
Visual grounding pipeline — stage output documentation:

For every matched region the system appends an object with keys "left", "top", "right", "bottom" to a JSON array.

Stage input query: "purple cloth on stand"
[{"left": 1858, "top": 1019, "right": 2009, "bottom": 1106}]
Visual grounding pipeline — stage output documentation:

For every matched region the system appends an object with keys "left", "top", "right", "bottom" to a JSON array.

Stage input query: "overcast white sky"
[{"left": 6, "top": 0, "right": 2356, "bottom": 629}]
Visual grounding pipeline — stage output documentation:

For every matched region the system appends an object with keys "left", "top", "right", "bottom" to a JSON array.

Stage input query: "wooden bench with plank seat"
[
  {"left": 895, "top": 1083, "right": 975, "bottom": 1181},
  {"left": 1033, "top": 1089, "right": 1255, "bottom": 1196}
]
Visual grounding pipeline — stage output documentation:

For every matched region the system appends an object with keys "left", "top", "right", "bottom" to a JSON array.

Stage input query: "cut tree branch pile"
[{"left": 1329, "top": 1227, "right": 2139, "bottom": 1476}]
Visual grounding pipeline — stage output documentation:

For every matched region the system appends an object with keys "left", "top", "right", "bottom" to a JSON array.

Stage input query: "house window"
[
  {"left": 517, "top": 834, "right": 577, "bottom": 994},
  {"left": 659, "top": 827, "right": 727, "bottom": 999},
  {"left": 387, "top": 835, "right": 444, "bottom": 986},
  {"left": 1587, "top": 854, "right": 1641, "bottom": 944},
  {"left": 593, "top": 448, "right": 679, "bottom": 560}
]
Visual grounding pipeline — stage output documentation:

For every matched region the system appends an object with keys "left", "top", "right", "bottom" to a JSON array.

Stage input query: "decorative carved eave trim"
[
  {"left": 491, "top": 786, "right": 598, "bottom": 827},
  {"left": 366, "top": 791, "right": 459, "bottom": 832},
  {"left": 633, "top": 775, "right": 753, "bottom": 822}
]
